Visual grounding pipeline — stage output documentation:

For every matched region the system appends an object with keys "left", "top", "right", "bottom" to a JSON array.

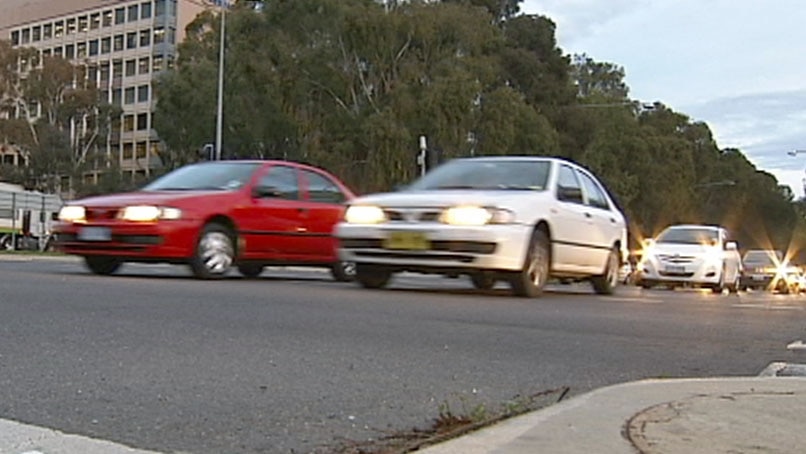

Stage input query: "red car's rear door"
[{"left": 296, "top": 168, "right": 351, "bottom": 260}]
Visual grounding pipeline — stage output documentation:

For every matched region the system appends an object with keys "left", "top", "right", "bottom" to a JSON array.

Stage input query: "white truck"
[{"left": 0, "top": 182, "right": 63, "bottom": 251}]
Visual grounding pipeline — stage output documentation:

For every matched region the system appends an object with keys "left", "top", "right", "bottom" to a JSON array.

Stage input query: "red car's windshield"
[{"left": 144, "top": 162, "right": 261, "bottom": 191}]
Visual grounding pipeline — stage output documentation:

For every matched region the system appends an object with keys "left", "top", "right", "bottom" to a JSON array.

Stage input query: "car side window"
[
  {"left": 304, "top": 170, "right": 346, "bottom": 204},
  {"left": 556, "top": 165, "right": 584, "bottom": 204},
  {"left": 258, "top": 165, "right": 299, "bottom": 200},
  {"left": 578, "top": 171, "right": 610, "bottom": 210}
]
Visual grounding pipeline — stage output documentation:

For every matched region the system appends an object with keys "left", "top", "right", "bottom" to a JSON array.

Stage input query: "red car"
[{"left": 54, "top": 160, "right": 356, "bottom": 280}]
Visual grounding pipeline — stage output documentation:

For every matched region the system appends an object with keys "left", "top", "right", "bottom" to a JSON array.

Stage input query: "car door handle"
[
  {"left": 584, "top": 212, "right": 593, "bottom": 219},
  {"left": 610, "top": 218, "right": 617, "bottom": 223}
]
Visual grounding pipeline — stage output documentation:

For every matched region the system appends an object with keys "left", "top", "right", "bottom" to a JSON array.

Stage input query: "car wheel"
[
  {"left": 355, "top": 263, "right": 392, "bottom": 289},
  {"left": 190, "top": 223, "right": 235, "bottom": 279},
  {"left": 509, "top": 229, "right": 550, "bottom": 298},
  {"left": 84, "top": 256, "right": 121, "bottom": 275},
  {"left": 330, "top": 261, "right": 356, "bottom": 282},
  {"left": 237, "top": 263, "right": 263, "bottom": 278},
  {"left": 591, "top": 248, "right": 620, "bottom": 295},
  {"left": 711, "top": 266, "right": 726, "bottom": 294},
  {"left": 470, "top": 272, "right": 496, "bottom": 291}
]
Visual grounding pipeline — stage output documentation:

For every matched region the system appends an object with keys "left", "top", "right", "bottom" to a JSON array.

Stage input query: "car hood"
[
  {"left": 349, "top": 190, "right": 550, "bottom": 208},
  {"left": 648, "top": 243, "right": 720, "bottom": 257},
  {"left": 68, "top": 190, "right": 235, "bottom": 207}
]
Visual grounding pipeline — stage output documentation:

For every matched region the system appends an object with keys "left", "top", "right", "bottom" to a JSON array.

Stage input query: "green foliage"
[{"left": 0, "top": 0, "right": 799, "bottom": 256}]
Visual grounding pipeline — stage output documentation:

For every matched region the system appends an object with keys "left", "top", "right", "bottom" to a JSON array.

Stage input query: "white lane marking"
[
  {"left": 788, "top": 340, "right": 806, "bottom": 351},
  {"left": 731, "top": 303, "right": 804, "bottom": 310}
]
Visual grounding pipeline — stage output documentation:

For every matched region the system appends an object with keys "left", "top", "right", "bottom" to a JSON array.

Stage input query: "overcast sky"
[{"left": 521, "top": 0, "right": 806, "bottom": 198}]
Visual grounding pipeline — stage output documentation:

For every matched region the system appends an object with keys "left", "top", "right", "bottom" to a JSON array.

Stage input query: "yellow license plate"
[{"left": 383, "top": 231, "right": 430, "bottom": 250}]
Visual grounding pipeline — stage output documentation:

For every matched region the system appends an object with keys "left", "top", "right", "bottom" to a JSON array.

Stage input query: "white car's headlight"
[
  {"left": 58, "top": 205, "right": 86, "bottom": 222},
  {"left": 439, "top": 206, "right": 515, "bottom": 226},
  {"left": 344, "top": 205, "right": 386, "bottom": 224},
  {"left": 120, "top": 205, "right": 182, "bottom": 222}
]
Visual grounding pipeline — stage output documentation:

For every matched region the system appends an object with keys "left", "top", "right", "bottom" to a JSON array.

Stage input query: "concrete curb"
[
  {"left": 0, "top": 418, "right": 160, "bottom": 454},
  {"left": 419, "top": 376, "right": 806, "bottom": 454}
]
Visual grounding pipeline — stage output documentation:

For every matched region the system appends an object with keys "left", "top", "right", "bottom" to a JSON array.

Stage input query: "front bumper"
[
  {"left": 53, "top": 219, "right": 199, "bottom": 260},
  {"left": 638, "top": 257, "right": 723, "bottom": 286},
  {"left": 336, "top": 223, "right": 532, "bottom": 272}
]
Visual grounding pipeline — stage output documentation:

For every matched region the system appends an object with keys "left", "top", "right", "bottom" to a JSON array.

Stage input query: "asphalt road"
[{"left": 1, "top": 256, "right": 804, "bottom": 453}]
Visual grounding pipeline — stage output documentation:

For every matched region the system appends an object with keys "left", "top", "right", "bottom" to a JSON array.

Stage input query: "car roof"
[{"left": 664, "top": 224, "right": 722, "bottom": 231}]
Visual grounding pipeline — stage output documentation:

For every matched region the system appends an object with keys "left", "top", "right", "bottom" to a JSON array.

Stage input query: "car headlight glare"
[
  {"left": 58, "top": 205, "right": 86, "bottom": 222},
  {"left": 344, "top": 205, "right": 386, "bottom": 224},
  {"left": 120, "top": 205, "right": 182, "bottom": 222},
  {"left": 440, "top": 206, "right": 515, "bottom": 226}
]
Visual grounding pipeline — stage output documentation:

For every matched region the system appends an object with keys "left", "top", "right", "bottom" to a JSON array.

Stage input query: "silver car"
[{"left": 336, "top": 156, "right": 628, "bottom": 297}]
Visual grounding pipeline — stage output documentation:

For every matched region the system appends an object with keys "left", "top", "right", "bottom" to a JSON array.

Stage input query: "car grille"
[
  {"left": 383, "top": 208, "right": 442, "bottom": 223},
  {"left": 85, "top": 207, "right": 120, "bottom": 221},
  {"left": 658, "top": 254, "right": 696, "bottom": 264}
]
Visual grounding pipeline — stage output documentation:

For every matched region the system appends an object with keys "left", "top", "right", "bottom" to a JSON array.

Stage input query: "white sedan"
[
  {"left": 637, "top": 224, "right": 743, "bottom": 293},
  {"left": 336, "top": 156, "right": 628, "bottom": 297}
]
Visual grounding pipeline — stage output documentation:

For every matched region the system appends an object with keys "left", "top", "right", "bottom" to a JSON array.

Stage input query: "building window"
[
  {"left": 53, "top": 46, "right": 63, "bottom": 57},
  {"left": 125, "top": 87, "right": 135, "bottom": 104},
  {"left": 100, "top": 64, "right": 110, "bottom": 83},
  {"left": 140, "top": 29, "right": 151, "bottom": 47},
  {"left": 114, "top": 34, "right": 124, "bottom": 51},
  {"left": 112, "top": 60, "right": 123, "bottom": 78},
  {"left": 126, "top": 32, "right": 137, "bottom": 49},
  {"left": 78, "top": 16, "right": 88, "bottom": 32},
  {"left": 65, "top": 44, "right": 75, "bottom": 59},
  {"left": 115, "top": 8, "right": 126, "bottom": 25},
  {"left": 102, "top": 10, "right": 113, "bottom": 27},
  {"left": 135, "top": 141, "right": 148, "bottom": 158},
  {"left": 87, "top": 65, "right": 98, "bottom": 83},
  {"left": 54, "top": 21, "right": 64, "bottom": 37},
  {"left": 150, "top": 141, "right": 160, "bottom": 157},
  {"left": 90, "top": 13, "right": 100, "bottom": 30},
  {"left": 137, "top": 85, "right": 149, "bottom": 102},
  {"left": 138, "top": 57, "right": 150, "bottom": 74},
  {"left": 123, "top": 115, "right": 135, "bottom": 133},
  {"left": 112, "top": 88, "right": 122, "bottom": 106},
  {"left": 11, "top": 31, "right": 19, "bottom": 46},
  {"left": 167, "top": 27, "right": 175, "bottom": 44},
  {"left": 123, "top": 142, "right": 134, "bottom": 158},
  {"left": 89, "top": 40, "right": 99, "bottom": 56},
  {"left": 21, "top": 28, "right": 30, "bottom": 44},
  {"left": 129, "top": 5, "right": 139, "bottom": 22},
  {"left": 77, "top": 42, "right": 87, "bottom": 58},
  {"left": 66, "top": 18, "right": 76, "bottom": 35},
  {"left": 101, "top": 37, "right": 111, "bottom": 54},
  {"left": 153, "top": 27, "right": 165, "bottom": 44},
  {"left": 43, "top": 23, "right": 52, "bottom": 39},
  {"left": 42, "top": 48, "right": 51, "bottom": 57},
  {"left": 141, "top": 2, "right": 152, "bottom": 19},
  {"left": 155, "top": 0, "right": 166, "bottom": 16},
  {"left": 125, "top": 59, "right": 136, "bottom": 76},
  {"left": 136, "top": 113, "right": 148, "bottom": 131},
  {"left": 32, "top": 26, "right": 41, "bottom": 42},
  {"left": 152, "top": 55, "right": 163, "bottom": 72}
]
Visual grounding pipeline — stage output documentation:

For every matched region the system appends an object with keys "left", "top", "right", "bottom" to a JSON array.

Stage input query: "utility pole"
[
  {"left": 417, "top": 136, "right": 427, "bottom": 177},
  {"left": 214, "top": 1, "right": 226, "bottom": 160}
]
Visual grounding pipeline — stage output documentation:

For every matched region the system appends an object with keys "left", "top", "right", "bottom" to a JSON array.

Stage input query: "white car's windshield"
[
  {"left": 407, "top": 159, "right": 550, "bottom": 191},
  {"left": 144, "top": 162, "right": 261, "bottom": 191},
  {"left": 743, "top": 250, "right": 783, "bottom": 265},
  {"left": 656, "top": 227, "right": 719, "bottom": 245}
]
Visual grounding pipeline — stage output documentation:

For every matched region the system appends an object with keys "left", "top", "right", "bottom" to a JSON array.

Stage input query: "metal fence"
[{"left": 0, "top": 189, "right": 63, "bottom": 251}]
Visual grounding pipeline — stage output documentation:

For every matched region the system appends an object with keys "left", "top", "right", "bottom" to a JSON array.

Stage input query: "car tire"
[
  {"left": 509, "top": 229, "right": 550, "bottom": 298},
  {"left": 355, "top": 263, "right": 392, "bottom": 289},
  {"left": 711, "top": 265, "right": 726, "bottom": 294},
  {"left": 84, "top": 256, "right": 121, "bottom": 275},
  {"left": 470, "top": 272, "right": 497, "bottom": 291},
  {"left": 591, "top": 248, "right": 620, "bottom": 295},
  {"left": 190, "top": 223, "right": 235, "bottom": 279},
  {"left": 237, "top": 263, "right": 263, "bottom": 278},
  {"left": 330, "top": 261, "right": 356, "bottom": 282}
]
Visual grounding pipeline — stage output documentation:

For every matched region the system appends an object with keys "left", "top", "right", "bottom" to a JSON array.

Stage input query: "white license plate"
[
  {"left": 665, "top": 265, "right": 685, "bottom": 274},
  {"left": 78, "top": 226, "right": 112, "bottom": 242}
]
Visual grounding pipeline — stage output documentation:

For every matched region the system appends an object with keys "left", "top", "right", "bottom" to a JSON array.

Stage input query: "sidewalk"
[{"left": 421, "top": 374, "right": 806, "bottom": 454}]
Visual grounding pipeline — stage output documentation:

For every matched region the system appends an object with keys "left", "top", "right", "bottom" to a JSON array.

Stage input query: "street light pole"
[{"left": 214, "top": 2, "right": 226, "bottom": 161}]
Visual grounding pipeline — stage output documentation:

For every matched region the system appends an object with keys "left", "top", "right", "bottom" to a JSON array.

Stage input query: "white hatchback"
[
  {"left": 336, "top": 156, "right": 628, "bottom": 297},
  {"left": 637, "top": 224, "right": 742, "bottom": 293}
]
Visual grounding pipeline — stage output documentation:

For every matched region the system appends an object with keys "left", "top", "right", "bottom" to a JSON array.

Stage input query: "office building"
[{"left": 1, "top": 0, "right": 205, "bottom": 185}]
